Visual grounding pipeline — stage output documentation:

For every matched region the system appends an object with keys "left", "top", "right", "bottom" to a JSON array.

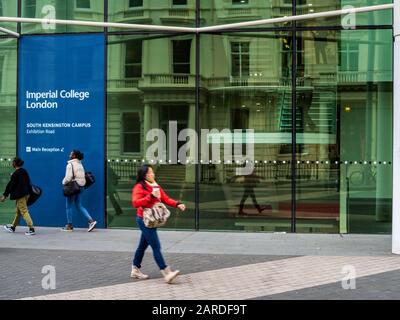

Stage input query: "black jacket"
[{"left": 3, "top": 168, "right": 31, "bottom": 200}]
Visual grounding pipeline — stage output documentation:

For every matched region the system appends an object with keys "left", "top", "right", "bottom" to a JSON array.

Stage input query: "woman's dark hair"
[
  {"left": 72, "top": 150, "right": 84, "bottom": 160},
  {"left": 13, "top": 157, "right": 24, "bottom": 167},
  {"left": 136, "top": 164, "right": 153, "bottom": 190}
]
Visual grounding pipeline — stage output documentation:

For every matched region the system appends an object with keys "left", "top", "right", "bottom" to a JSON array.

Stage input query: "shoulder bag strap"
[{"left": 70, "top": 163, "right": 75, "bottom": 180}]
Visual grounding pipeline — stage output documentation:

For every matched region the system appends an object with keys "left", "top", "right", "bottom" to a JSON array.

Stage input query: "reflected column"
[{"left": 375, "top": 83, "right": 392, "bottom": 222}]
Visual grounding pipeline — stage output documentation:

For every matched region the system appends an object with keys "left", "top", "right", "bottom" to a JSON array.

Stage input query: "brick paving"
[
  {"left": 21, "top": 255, "right": 400, "bottom": 300},
  {"left": 1, "top": 227, "right": 400, "bottom": 300},
  {"left": 0, "top": 248, "right": 289, "bottom": 300}
]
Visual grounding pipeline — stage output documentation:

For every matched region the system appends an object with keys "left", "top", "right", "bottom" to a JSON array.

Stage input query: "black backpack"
[
  {"left": 84, "top": 172, "right": 95, "bottom": 189},
  {"left": 27, "top": 185, "right": 42, "bottom": 206}
]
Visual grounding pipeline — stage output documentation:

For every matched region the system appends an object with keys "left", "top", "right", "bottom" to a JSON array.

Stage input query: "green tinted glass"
[
  {"left": 295, "top": 29, "right": 393, "bottom": 234},
  {"left": 0, "top": 38, "right": 17, "bottom": 226},
  {"left": 21, "top": 0, "right": 104, "bottom": 34},
  {"left": 296, "top": 0, "right": 393, "bottom": 26},
  {"left": 107, "top": 34, "right": 196, "bottom": 230},
  {"left": 108, "top": 0, "right": 196, "bottom": 30}
]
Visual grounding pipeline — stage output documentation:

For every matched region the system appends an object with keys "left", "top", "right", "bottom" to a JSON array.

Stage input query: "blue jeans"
[
  {"left": 66, "top": 187, "right": 93, "bottom": 225},
  {"left": 133, "top": 217, "right": 167, "bottom": 270}
]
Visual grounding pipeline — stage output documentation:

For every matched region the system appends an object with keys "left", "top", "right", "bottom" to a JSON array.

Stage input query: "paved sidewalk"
[
  {"left": 22, "top": 256, "right": 400, "bottom": 300},
  {"left": 1, "top": 227, "right": 400, "bottom": 300},
  {"left": 0, "top": 227, "right": 393, "bottom": 256}
]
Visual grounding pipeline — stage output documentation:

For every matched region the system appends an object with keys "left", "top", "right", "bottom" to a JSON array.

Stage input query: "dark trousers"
[
  {"left": 240, "top": 188, "right": 261, "bottom": 211},
  {"left": 133, "top": 217, "right": 167, "bottom": 270}
]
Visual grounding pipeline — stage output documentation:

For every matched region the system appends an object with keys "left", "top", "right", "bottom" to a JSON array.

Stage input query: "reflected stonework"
[
  {"left": 199, "top": 33, "right": 292, "bottom": 232},
  {"left": 0, "top": 0, "right": 18, "bottom": 31},
  {"left": 296, "top": 29, "right": 393, "bottom": 234},
  {"left": 21, "top": 0, "right": 104, "bottom": 34},
  {"left": 107, "top": 34, "right": 196, "bottom": 229}
]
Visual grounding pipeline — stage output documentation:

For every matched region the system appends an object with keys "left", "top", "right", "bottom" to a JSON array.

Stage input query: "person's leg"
[
  {"left": 11, "top": 202, "right": 21, "bottom": 228},
  {"left": 16, "top": 196, "right": 34, "bottom": 228},
  {"left": 249, "top": 189, "right": 261, "bottom": 211},
  {"left": 74, "top": 190, "right": 94, "bottom": 222},
  {"left": 136, "top": 217, "right": 167, "bottom": 270},
  {"left": 239, "top": 190, "right": 250, "bottom": 215},
  {"left": 133, "top": 231, "right": 149, "bottom": 268},
  {"left": 66, "top": 196, "right": 74, "bottom": 225}
]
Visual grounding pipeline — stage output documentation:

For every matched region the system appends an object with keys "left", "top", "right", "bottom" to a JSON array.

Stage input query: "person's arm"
[
  {"left": 3, "top": 172, "right": 16, "bottom": 199},
  {"left": 159, "top": 187, "right": 179, "bottom": 208},
  {"left": 62, "top": 164, "right": 72, "bottom": 185},
  {"left": 132, "top": 184, "right": 153, "bottom": 208}
]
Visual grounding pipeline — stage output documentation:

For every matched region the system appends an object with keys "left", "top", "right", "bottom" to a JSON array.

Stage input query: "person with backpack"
[
  {"left": 131, "top": 164, "right": 186, "bottom": 284},
  {"left": 1, "top": 157, "right": 36, "bottom": 236},
  {"left": 61, "top": 150, "right": 97, "bottom": 232}
]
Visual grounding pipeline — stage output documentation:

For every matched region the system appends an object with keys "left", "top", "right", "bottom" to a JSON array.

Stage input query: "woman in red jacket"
[{"left": 131, "top": 164, "right": 186, "bottom": 283}]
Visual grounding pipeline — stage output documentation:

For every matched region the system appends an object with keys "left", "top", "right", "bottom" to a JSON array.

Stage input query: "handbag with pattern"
[{"left": 143, "top": 202, "right": 171, "bottom": 228}]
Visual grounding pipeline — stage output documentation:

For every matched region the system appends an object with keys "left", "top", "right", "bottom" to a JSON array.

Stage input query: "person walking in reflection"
[
  {"left": 1, "top": 157, "right": 36, "bottom": 235},
  {"left": 233, "top": 168, "right": 272, "bottom": 216},
  {"left": 131, "top": 164, "right": 186, "bottom": 283},
  {"left": 61, "top": 150, "right": 97, "bottom": 232}
]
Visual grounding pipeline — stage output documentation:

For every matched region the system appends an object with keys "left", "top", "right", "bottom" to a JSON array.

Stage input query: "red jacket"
[{"left": 132, "top": 182, "right": 179, "bottom": 218}]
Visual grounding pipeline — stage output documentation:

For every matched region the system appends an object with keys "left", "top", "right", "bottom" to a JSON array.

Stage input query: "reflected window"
[
  {"left": 76, "top": 0, "right": 91, "bottom": 9},
  {"left": 231, "top": 42, "right": 249, "bottom": 77},
  {"left": 172, "top": 40, "right": 191, "bottom": 74},
  {"left": 122, "top": 113, "right": 141, "bottom": 153},
  {"left": 24, "top": 0, "right": 36, "bottom": 17},
  {"left": 339, "top": 42, "right": 359, "bottom": 71},
  {"left": 232, "top": 0, "right": 249, "bottom": 4},
  {"left": 173, "top": 0, "right": 187, "bottom": 5},
  {"left": 129, "top": 0, "right": 143, "bottom": 7},
  {"left": 125, "top": 40, "right": 142, "bottom": 78}
]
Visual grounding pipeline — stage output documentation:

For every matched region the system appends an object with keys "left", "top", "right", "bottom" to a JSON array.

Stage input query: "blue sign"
[{"left": 18, "top": 34, "right": 105, "bottom": 228}]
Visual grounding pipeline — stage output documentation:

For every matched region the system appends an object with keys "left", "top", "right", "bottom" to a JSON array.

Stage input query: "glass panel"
[
  {"left": 108, "top": 0, "right": 196, "bottom": 29},
  {"left": 200, "top": 0, "right": 292, "bottom": 28},
  {"left": 296, "top": 0, "right": 393, "bottom": 26},
  {"left": 200, "top": 33, "right": 293, "bottom": 232},
  {"left": 0, "top": 0, "right": 18, "bottom": 32},
  {"left": 107, "top": 34, "right": 196, "bottom": 230},
  {"left": 0, "top": 38, "right": 17, "bottom": 226},
  {"left": 21, "top": 0, "right": 104, "bottom": 34},
  {"left": 296, "top": 29, "right": 393, "bottom": 234}
]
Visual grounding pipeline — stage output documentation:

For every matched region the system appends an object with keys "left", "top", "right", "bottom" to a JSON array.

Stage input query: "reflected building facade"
[{"left": 0, "top": 0, "right": 394, "bottom": 233}]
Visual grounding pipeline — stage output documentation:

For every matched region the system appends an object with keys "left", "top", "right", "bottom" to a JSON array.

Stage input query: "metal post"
[{"left": 392, "top": 0, "right": 400, "bottom": 254}]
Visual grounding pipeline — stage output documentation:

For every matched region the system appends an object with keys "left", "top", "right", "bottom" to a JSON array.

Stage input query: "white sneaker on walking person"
[{"left": 88, "top": 220, "right": 97, "bottom": 232}]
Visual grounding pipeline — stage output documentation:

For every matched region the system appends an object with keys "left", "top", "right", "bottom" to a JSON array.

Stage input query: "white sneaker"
[
  {"left": 3, "top": 225, "right": 15, "bottom": 233},
  {"left": 88, "top": 220, "right": 97, "bottom": 232},
  {"left": 25, "top": 229, "right": 36, "bottom": 236},
  {"left": 130, "top": 266, "right": 149, "bottom": 280}
]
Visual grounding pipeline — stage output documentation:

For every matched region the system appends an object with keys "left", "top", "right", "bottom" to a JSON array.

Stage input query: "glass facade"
[{"left": 0, "top": 1, "right": 394, "bottom": 234}]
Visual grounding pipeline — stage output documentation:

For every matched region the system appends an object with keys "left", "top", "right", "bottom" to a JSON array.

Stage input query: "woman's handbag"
[
  {"left": 143, "top": 202, "right": 171, "bottom": 228},
  {"left": 63, "top": 164, "right": 81, "bottom": 197},
  {"left": 27, "top": 185, "right": 42, "bottom": 206}
]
